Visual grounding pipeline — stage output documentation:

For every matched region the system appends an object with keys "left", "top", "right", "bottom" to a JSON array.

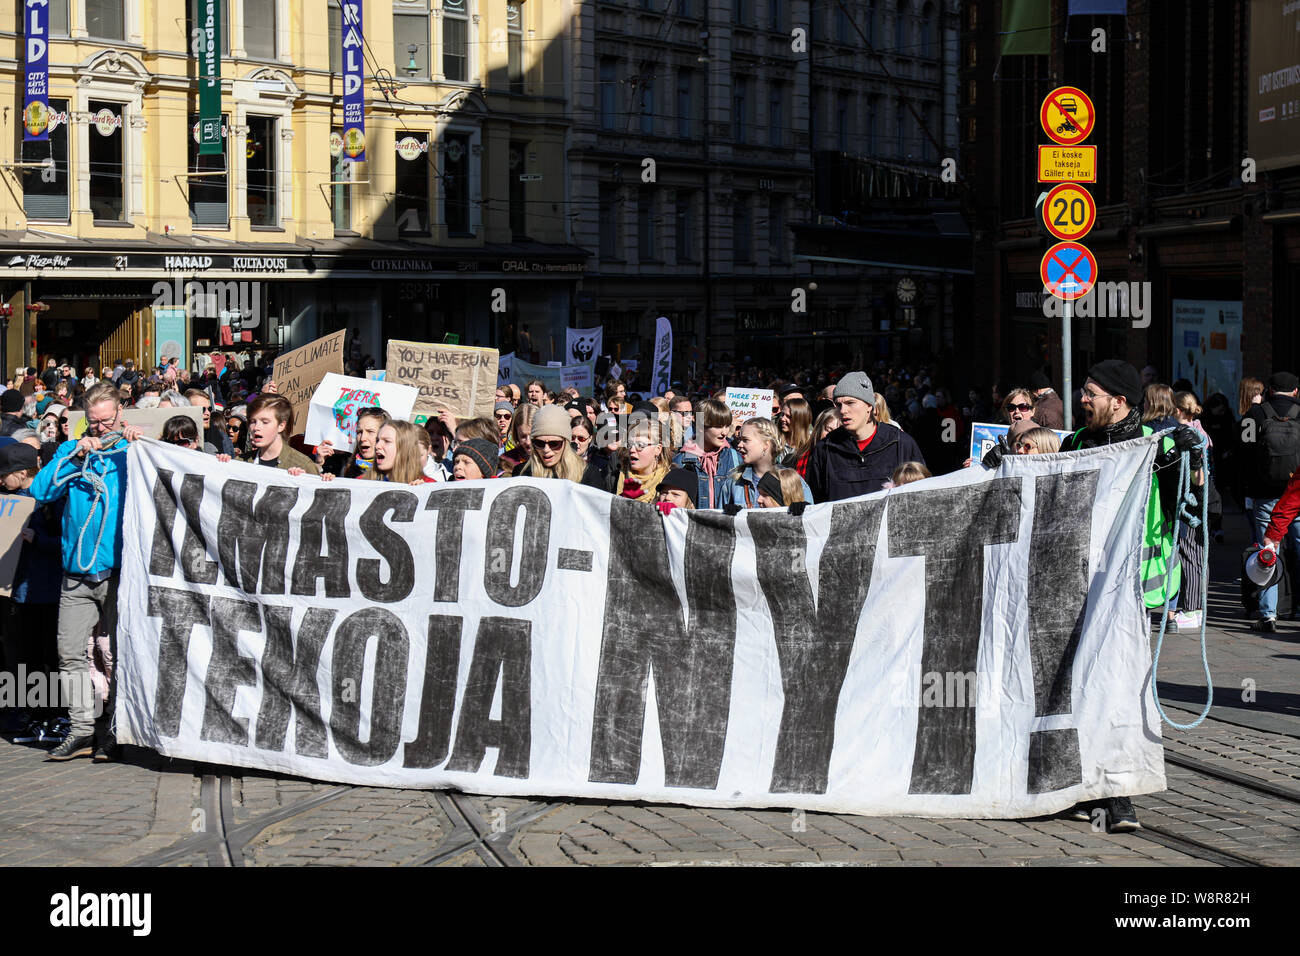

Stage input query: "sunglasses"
[
  {"left": 1015, "top": 441, "right": 1035, "bottom": 452},
  {"left": 535, "top": 438, "right": 567, "bottom": 452},
  {"left": 227, "top": 423, "right": 242, "bottom": 432},
  {"left": 1006, "top": 403, "right": 1033, "bottom": 412}
]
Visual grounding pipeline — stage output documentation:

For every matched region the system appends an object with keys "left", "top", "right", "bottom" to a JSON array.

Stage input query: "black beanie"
[
  {"left": 0, "top": 390, "right": 23, "bottom": 414},
  {"left": 757, "top": 471, "right": 785, "bottom": 505},
  {"left": 1029, "top": 369, "right": 1052, "bottom": 390},
  {"left": 454, "top": 438, "right": 499, "bottom": 478},
  {"left": 659, "top": 467, "right": 699, "bottom": 506},
  {"left": 1086, "top": 359, "right": 1142, "bottom": 409}
]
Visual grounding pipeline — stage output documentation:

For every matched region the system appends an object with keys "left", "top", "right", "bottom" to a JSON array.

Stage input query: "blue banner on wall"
[
  {"left": 23, "top": 0, "right": 50, "bottom": 141},
  {"left": 1066, "top": 0, "right": 1127, "bottom": 14},
  {"left": 341, "top": 0, "right": 366, "bottom": 162}
]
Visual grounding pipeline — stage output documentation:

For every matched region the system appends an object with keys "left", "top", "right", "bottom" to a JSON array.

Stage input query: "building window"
[
  {"left": 895, "top": 102, "right": 904, "bottom": 156},
  {"left": 22, "top": 100, "right": 69, "bottom": 222},
  {"left": 189, "top": 113, "right": 229, "bottom": 228},
  {"left": 637, "top": 189, "right": 656, "bottom": 261},
  {"left": 865, "top": 0, "right": 875, "bottom": 44},
  {"left": 676, "top": 69, "right": 694, "bottom": 138},
  {"left": 443, "top": 132, "right": 471, "bottom": 236},
  {"left": 866, "top": 96, "right": 878, "bottom": 153},
  {"left": 768, "top": 82, "right": 784, "bottom": 147},
  {"left": 509, "top": 140, "right": 527, "bottom": 237},
  {"left": 600, "top": 58, "right": 618, "bottom": 129},
  {"left": 245, "top": 0, "right": 277, "bottom": 59},
  {"left": 328, "top": 1, "right": 342, "bottom": 73},
  {"left": 599, "top": 184, "right": 620, "bottom": 259},
  {"left": 638, "top": 67, "right": 655, "bottom": 135},
  {"left": 88, "top": 100, "right": 125, "bottom": 222},
  {"left": 675, "top": 192, "right": 694, "bottom": 262},
  {"left": 733, "top": 193, "right": 751, "bottom": 263},
  {"left": 85, "top": 0, "right": 124, "bottom": 41},
  {"left": 395, "top": 131, "right": 430, "bottom": 235},
  {"left": 920, "top": 2, "right": 934, "bottom": 57},
  {"left": 920, "top": 102, "right": 932, "bottom": 160},
  {"left": 443, "top": 0, "right": 469, "bottom": 81},
  {"left": 507, "top": 1, "right": 524, "bottom": 93},
  {"left": 246, "top": 114, "right": 278, "bottom": 226},
  {"left": 331, "top": 131, "right": 352, "bottom": 231},
  {"left": 769, "top": 0, "right": 784, "bottom": 31},
  {"left": 734, "top": 0, "right": 749, "bottom": 25},
  {"left": 895, "top": 1, "right": 908, "bottom": 51},
  {"left": 734, "top": 76, "right": 749, "bottom": 144},
  {"left": 48, "top": 0, "right": 69, "bottom": 35},
  {"left": 768, "top": 196, "right": 785, "bottom": 262},
  {"left": 394, "top": 9, "right": 430, "bottom": 79},
  {"left": 835, "top": 1, "right": 851, "bottom": 43},
  {"left": 836, "top": 90, "right": 850, "bottom": 151}
]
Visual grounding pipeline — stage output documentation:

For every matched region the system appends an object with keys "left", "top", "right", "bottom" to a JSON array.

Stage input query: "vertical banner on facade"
[
  {"left": 341, "top": 0, "right": 366, "bottom": 162},
  {"left": 196, "top": 0, "right": 222, "bottom": 155},
  {"left": 23, "top": 0, "right": 50, "bottom": 141},
  {"left": 154, "top": 308, "right": 189, "bottom": 369},
  {"left": 651, "top": 316, "right": 672, "bottom": 395},
  {"left": 1249, "top": 0, "right": 1300, "bottom": 172}
]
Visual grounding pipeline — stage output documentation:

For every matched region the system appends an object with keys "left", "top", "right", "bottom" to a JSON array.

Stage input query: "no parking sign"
[{"left": 1039, "top": 241, "right": 1098, "bottom": 301}]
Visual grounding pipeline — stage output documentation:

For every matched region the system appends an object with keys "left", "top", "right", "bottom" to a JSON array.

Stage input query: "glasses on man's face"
[
  {"left": 1082, "top": 387, "right": 1109, "bottom": 401},
  {"left": 1007, "top": 403, "right": 1033, "bottom": 413},
  {"left": 86, "top": 414, "right": 116, "bottom": 429},
  {"left": 535, "top": 439, "right": 566, "bottom": 452}
]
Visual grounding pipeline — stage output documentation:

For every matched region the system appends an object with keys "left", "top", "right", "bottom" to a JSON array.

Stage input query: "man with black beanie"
[
  {"left": 1241, "top": 370, "right": 1300, "bottom": 631},
  {"left": 0, "top": 389, "right": 26, "bottom": 437},
  {"left": 1058, "top": 358, "right": 1204, "bottom": 834}
]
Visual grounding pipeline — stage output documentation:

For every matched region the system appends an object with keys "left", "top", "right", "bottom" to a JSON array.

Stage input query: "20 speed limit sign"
[{"left": 1041, "top": 183, "right": 1096, "bottom": 241}]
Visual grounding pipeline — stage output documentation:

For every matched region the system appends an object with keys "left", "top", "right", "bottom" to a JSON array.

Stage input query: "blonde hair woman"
[
  {"left": 1014, "top": 426, "right": 1062, "bottom": 455},
  {"left": 720, "top": 417, "right": 813, "bottom": 508},
  {"left": 366, "top": 421, "right": 433, "bottom": 484},
  {"left": 616, "top": 418, "right": 672, "bottom": 502},
  {"left": 519, "top": 405, "right": 590, "bottom": 483}
]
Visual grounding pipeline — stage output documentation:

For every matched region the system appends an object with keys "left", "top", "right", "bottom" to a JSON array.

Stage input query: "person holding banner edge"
[{"left": 30, "top": 383, "right": 145, "bottom": 762}]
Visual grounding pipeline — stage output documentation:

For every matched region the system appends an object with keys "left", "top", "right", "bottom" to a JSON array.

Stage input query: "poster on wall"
[
  {"left": 1171, "top": 300, "right": 1243, "bottom": 403},
  {"left": 1248, "top": 0, "right": 1300, "bottom": 172},
  {"left": 154, "top": 308, "right": 188, "bottom": 369}
]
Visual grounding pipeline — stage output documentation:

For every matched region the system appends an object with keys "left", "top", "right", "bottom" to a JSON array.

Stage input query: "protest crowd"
[{"left": 11, "top": 340, "right": 1284, "bottom": 835}]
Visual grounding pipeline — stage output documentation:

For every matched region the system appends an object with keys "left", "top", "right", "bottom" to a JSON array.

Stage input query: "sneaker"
[
  {"left": 36, "top": 721, "right": 66, "bottom": 745},
  {"left": 11, "top": 720, "right": 44, "bottom": 744},
  {"left": 92, "top": 734, "right": 120, "bottom": 763},
  {"left": 1250, "top": 617, "right": 1278, "bottom": 633},
  {"left": 1174, "top": 610, "right": 1203, "bottom": 630},
  {"left": 45, "top": 733, "right": 94, "bottom": 761},
  {"left": 1106, "top": 796, "right": 1141, "bottom": 832},
  {"left": 1062, "top": 801, "right": 1094, "bottom": 822}
]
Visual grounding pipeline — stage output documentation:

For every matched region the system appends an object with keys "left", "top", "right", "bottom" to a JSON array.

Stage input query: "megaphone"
[{"left": 1245, "top": 544, "right": 1283, "bottom": 588}]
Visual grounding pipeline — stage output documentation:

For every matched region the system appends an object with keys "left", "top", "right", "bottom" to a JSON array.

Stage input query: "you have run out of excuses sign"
[{"left": 115, "top": 438, "right": 1166, "bottom": 818}]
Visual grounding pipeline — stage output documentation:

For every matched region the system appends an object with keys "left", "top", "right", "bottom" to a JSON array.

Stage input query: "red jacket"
[{"left": 1265, "top": 475, "right": 1300, "bottom": 542}]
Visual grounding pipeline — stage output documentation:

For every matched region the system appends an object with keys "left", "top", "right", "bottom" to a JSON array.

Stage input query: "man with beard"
[{"left": 1059, "top": 359, "right": 1204, "bottom": 834}]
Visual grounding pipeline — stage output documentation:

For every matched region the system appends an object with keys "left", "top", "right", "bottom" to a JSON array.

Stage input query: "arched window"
[
  {"left": 920, "top": 2, "right": 934, "bottom": 58},
  {"left": 895, "top": 0, "right": 908, "bottom": 52}
]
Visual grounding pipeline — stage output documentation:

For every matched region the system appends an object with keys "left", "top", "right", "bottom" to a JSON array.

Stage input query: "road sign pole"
[{"left": 1063, "top": 296, "right": 1073, "bottom": 433}]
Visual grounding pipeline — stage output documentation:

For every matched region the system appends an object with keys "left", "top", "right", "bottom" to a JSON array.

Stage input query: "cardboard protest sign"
[
  {"left": 0, "top": 494, "right": 36, "bottom": 598},
  {"left": 725, "top": 387, "right": 776, "bottom": 423},
  {"left": 385, "top": 339, "right": 497, "bottom": 423},
  {"left": 271, "top": 330, "right": 346, "bottom": 436},
  {"left": 120, "top": 436, "right": 1166, "bottom": 817},
  {"left": 970, "top": 422, "right": 1073, "bottom": 462},
  {"left": 65, "top": 406, "right": 204, "bottom": 441},
  {"left": 560, "top": 364, "right": 594, "bottom": 395},
  {"left": 303, "top": 372, "right": 418, "bottom": 453}
]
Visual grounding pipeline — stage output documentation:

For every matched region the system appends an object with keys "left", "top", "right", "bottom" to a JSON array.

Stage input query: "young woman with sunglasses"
[
  {"left": 1000, "top": 388, "right": 1037, "bottom": 426},
  {"left": 226, "top": 412, "right": 248, "bottom": 455},
  {"left": 516, "top": 405, "right": 600, "bottom": 485}
]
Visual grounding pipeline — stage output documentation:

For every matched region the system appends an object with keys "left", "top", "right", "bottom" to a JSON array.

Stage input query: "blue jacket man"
[{"left": 30, "top": 383, "right": 143, "bottom": 762}]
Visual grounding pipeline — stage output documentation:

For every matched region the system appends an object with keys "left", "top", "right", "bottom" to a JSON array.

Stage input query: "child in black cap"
[{"left": 654, "top": 467, "right": 698, "bottom": 513}]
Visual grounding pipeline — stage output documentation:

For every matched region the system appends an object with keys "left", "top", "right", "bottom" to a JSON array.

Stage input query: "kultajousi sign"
[{"left": 116, "top": 437, "right": 1166, "bottom": 817}]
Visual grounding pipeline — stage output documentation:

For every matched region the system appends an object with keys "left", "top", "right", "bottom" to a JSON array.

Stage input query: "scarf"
[
  {"left": 1075, "top": 408, "right": 1142, "bottom": 449},
  {"left": 698, "top": 447, "right": 722, "bottom": 508}
]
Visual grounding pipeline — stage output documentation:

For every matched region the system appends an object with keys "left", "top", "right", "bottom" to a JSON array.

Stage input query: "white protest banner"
[
  {"left": 65, "top": 406, "right": 204, "bottom": 441},
  {"left": 0, "top": 495, "right": 36, "bottom": 598},
  {"left": 271, "top": 330, "right": 346, "bottom": 436},
  {"left": 725, "top": 386, "right": 776, "bottom": 423},
  {"left": 651, "top": 316, "right": 672, "bottom": 394},
  {"left": 303, "top": 372, "right": 417, "bottom": 453},
  {"left": 386, "top": 339, "right": 497, "bottom": 423},
  {"left": 561, "top": 364, "right": 594, "bottom": 395},
  {"left": 566, "top": 327, "right": 603, "bottom": 365},
  {"left": 117, "top": 436, "right": 1166, "bottom": 818}
]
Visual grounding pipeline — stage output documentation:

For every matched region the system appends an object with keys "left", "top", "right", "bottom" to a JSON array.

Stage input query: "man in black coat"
[
  {"left": 805, "top": 370, "right": 926, "bottom": 501},
  {"left": 1241, "top": 370, "right": 1300, "bottom": 630}
]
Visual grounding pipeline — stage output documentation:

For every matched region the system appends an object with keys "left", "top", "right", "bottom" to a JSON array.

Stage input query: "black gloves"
[
  {"left": 1171, "top": 425, "right": 1205, "bottom": 472},
  {"left": 788, "top": 502, "right": 808, "bottom": 517},
  {"left": 982, "top": 435, "right": 1009, "bottom": 469},
  {"left": 723, "top": 503, "right": 743, "bottom": 516}
]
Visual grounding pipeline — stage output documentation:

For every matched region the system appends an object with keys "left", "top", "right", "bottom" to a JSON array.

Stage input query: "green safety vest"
[{"left": 1070, "top": 425, "right": 1178, "bottom": 610}]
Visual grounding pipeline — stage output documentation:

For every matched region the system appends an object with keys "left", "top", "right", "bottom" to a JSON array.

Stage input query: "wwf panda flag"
[
  {"left": 566, "top": 326, "right": 602, "bottom": 365},
  {"left": 115, "top": 436, "right": 1166, "bottom": 817}
]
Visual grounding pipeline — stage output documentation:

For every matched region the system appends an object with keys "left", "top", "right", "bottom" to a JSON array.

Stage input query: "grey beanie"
[
  {"left": 833, "top": 371, "right": 876, "bottom": 405},
  {"left": 494, "top": 400, "right": 514, "bottom": 416},
  {"left": 530, "top": 404, "right": 572, "bottom": 440}
]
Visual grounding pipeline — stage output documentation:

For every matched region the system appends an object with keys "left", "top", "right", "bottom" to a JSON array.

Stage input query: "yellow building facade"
[{"left": 0, "top": 0, "right": 582, "bottom": 377}]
